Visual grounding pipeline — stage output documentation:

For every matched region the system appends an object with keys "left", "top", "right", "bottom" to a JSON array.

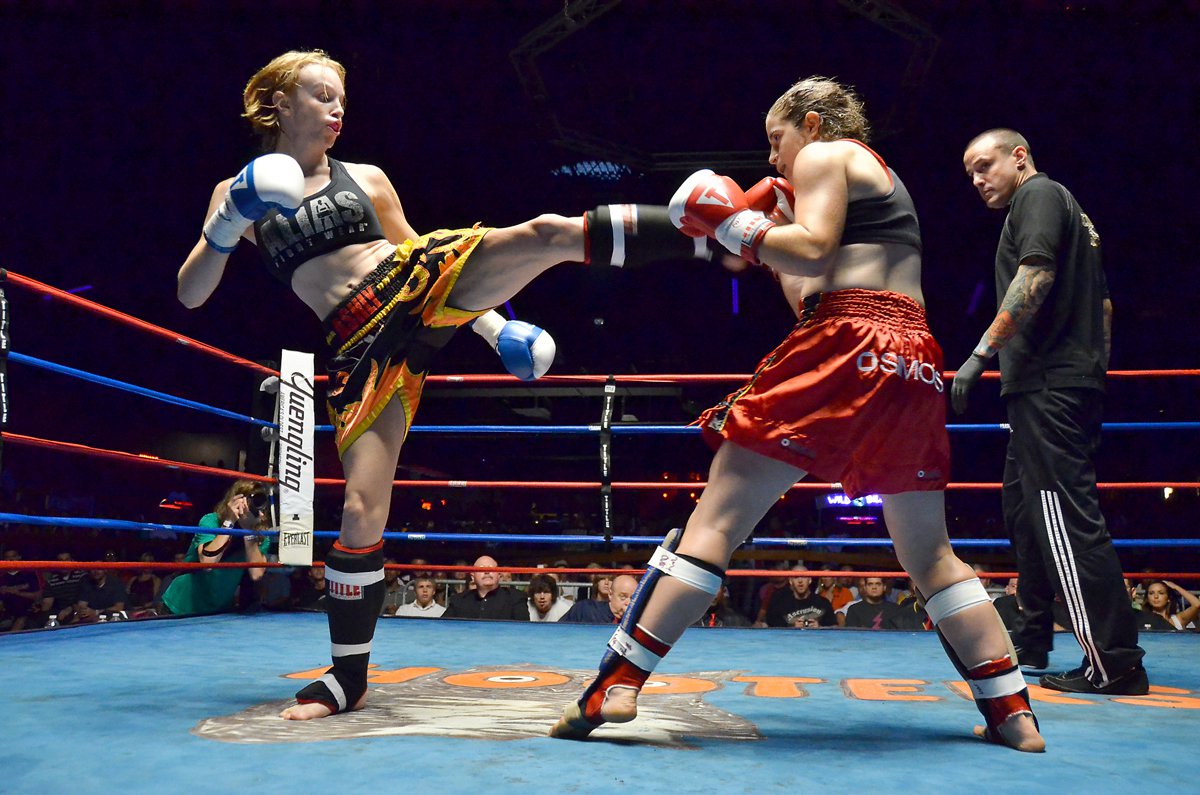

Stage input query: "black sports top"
[
  {"left": 252, "top": 158, "right": 388, "bottom": 284},
  {"left": 839, "top": 140, "right": 922, "bottom": 253}
]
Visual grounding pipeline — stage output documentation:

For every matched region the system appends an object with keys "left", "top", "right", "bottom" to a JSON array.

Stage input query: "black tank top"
[
  {"left": 839, "top": 140, "right": 922, "bottom": 253},
  {"left": 252, "top": 158, "right": 388, "bottom": 285}
]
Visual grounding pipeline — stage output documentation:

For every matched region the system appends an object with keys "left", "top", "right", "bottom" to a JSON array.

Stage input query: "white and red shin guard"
[
  {"left": 572, "top": 530, "right": 724, "bottom": 729},
  {"left": 294, "top": 541, "right": 386, "bottom": 715},
  {"left": 924, "top": 579, "right": 1038, "bottom": 741}
]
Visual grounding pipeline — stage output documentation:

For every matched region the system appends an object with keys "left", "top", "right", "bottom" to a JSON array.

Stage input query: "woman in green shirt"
[{"left": 161, "top": 480, "right": 271, "bottom": 616}]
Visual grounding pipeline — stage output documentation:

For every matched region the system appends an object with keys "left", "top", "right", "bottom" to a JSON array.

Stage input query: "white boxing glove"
[
  {"left": 471, "top": 310, "right": 556, "bottom": 380},
  {"left": 203, "top": 153, "right": 305, "bottom": 253}
]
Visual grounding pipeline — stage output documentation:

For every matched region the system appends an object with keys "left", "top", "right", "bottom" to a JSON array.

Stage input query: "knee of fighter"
[
  {"left": 896, "top": 548, "right": 959, "bottom": 590},
  {"left": 340, "top": 488, "right": 373, "bottom": 529},
  {"left": 524, "top": 213, "right": 575, "bottom": 248}
]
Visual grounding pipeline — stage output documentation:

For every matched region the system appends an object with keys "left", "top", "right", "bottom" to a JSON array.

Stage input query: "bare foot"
[
  {"left": 973, "top": 714, "right": 1045, "bottom": 753},
  {"left": 280, "top": 702, "right": 334, "bottom": 720},
  {"left": 599, "top": 686, "right": 639, "bottom": 724},
  {"left": 549, "top": 687, "right": 641, "bottom": 740},
  {"left": 279, "top": 691, "right": 367, "bottom": 721}
]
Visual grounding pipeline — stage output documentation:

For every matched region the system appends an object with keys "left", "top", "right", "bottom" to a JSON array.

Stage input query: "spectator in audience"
[
  {"left": 817, "top": 569, "right": 855, "bottom": 612},
  {"left": 441, "top": 556, "right": 528, "bottom": 620},
  {"left": 126, "top": 552, "right": 161, "bottom": 614},
  {"left": 888, "top": 577, "right": 916, "bottom": 604},
  {"left": 156, "top": 552, "right": 188, "bottom": 597},
  {"left": 0, "top": 548, "right": 43, "bottom": 631},
  {"left": 394, "top": 576, "right": 446, "bottom": 618},
  {"left": 380, "top": 559, "right": 406, "bottom": 616},
  {"left": 160, "top": 480, "right": 270, "bottom": 616},
  {"left": 843, "top": 577, "right": 900, "bottom": 629},
  {"left": 527, "top": 573, "right": 571, "bottom": 622},
  {"left": 886, "top": 580, "right": 931, "bottom": 630},
  {"left": 992, "top": 577, "right": 1021, "bottom": 631},
  {"left": 561, "top": 574, "right": 638, "bottom": 624},
  {"left": 446, "top": 559, "right": 473, "bottom": 598},
  {"left": 293, "top": 566, "right": 328, "bottom": 611},
  {"left": 753, "top": 562, "right": 791, "bottom": 626},
  {"left": 973, "top": 563, "right": 1006, "bottom": 599},
  {"left": 69, "top": 567, "right": 129, "bottom": 624},
  {"left": 696, "top": 581, "right": 751, "bottom": 627},
  {"left": 548, "top": 560, "right": 579, "bottom": 601},
  {"left": 260, "top": 555, "right": 293, "bottom": 611},
  {"left": 39, "top": 551, "right": 86, "bottom": 626},
  {"left": 764, "top": 566, "right": 836, "bottom": 628},
  {"left": 1137, "top": 580, "right": 1200, "bottom": 632},
  {"left": 835, "top": 564, "right": 860, "bottom": 593},
  {"left": 1125, "top": 578, "right": 1145, "bottom": 612},
  {"left": 587, "top": 564, "right": 614, "bottom": 602},
  {"left": 398, "top": 557, "right": 432, "bottom": 605}
]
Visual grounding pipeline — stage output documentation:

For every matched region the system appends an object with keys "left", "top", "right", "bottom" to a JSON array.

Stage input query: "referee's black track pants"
[{"left": 1001, "top": 386, "right": 1144, "bottom": 684}]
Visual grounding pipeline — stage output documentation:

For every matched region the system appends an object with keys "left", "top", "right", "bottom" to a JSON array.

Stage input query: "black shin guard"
[
  {"left": 584, "top": 204, "right": 716, "bottom": 268},
  {"left": 294, "top": 542, "right": 385, "bottom": 714}
]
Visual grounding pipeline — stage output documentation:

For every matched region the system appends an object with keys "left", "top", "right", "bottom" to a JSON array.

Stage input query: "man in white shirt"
[{"left": 394, "top": 577, "right": 445, "bottom": 618}]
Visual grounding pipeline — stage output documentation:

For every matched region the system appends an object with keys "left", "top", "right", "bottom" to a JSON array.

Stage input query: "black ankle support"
[
  {"left": 585, "top": 204, "right": 715, "bottom": 267},
  {"left": 295, "top": 545, "right": 385, "bottom": 713}
]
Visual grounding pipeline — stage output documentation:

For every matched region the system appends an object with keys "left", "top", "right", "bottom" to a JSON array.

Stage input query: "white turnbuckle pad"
[{"left": 276, "top": 349, "right": 315, "bottom": 567}]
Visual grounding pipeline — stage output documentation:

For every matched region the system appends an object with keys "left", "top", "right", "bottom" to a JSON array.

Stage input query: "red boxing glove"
[
  {"left": 745, "top": 176, "right": 795, "bottom": 224},
  {"left": 669, "top": 169, "right": 776, "bottom": 262}
]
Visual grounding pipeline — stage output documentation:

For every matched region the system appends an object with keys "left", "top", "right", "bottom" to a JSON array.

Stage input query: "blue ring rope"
[
  {"left": 10, "top": 352, "right": 271, "bottom": 428},
  {"left": 3, "top": 513, "right": 1198, "bottom": 548},
  {"left": 11, "top": 351, "right": 1197, "bottom": 434}
]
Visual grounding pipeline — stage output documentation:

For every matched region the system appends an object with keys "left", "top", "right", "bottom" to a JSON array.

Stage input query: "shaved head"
[{"left": 966, "top": 128, "right": 1034, "bottom": 166}]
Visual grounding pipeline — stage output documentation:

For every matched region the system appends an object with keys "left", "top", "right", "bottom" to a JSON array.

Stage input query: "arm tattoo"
[{"left": 974, "top": 260, "right": 1056, "bottom": 358}]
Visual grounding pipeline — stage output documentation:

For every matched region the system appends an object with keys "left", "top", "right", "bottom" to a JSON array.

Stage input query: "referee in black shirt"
[{"left": 953, "top": 129, "right": 1147, "bottom": 696}]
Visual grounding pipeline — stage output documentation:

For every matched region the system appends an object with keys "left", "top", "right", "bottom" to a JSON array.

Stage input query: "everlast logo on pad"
[
  {"left": 328, "top": 580, "right": 363, "bottom": 600},
  {"left": 281, "top": 531, "right": 311, "bottom": 547},
  {"left": 856, "top": 350, "right": 944, "bottom": 393}
]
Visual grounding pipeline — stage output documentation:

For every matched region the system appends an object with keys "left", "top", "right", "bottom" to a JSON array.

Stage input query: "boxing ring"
[{"left": 3, "top": 270, "right": 1200, "bottom": 792}]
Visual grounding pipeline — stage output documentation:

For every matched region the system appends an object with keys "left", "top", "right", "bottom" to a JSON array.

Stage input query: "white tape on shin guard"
[
  {"left": 969, "top": 666, "right": 1027, "bottom": 700},
  {"left": 924, "top": 578, "right": 991, "bottom": 625},
  {"left": 608, "top": 205, "right": 627, "bottom": 267},
  {"left": 324, "top": 567, "right": 385, "bottom": 587},
  {"left": 648, "top": 546, "right": 723, "bottom": 596},
  {"left": 608, "top": 627, "right": 664, "bottom": 673}
]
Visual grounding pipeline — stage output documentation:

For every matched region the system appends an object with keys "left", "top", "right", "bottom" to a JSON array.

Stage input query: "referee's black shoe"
[
  {"left": 1013, "top": 645, "right": 1049, "bottom": 671},
  {"left": 1039, "top": 664, "right": 1149, "bottom": 696}
]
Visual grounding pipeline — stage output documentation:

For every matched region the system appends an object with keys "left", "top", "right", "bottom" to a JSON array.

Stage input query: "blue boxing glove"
[
  {"left": 499, "top": 320, "right": 556, "bottom": 380},
  {"left": 471, "top": 310, "right": 556, "bottom": 380},
  {"left": 203, "top": 153, "right": 305, "bottom": 253}
]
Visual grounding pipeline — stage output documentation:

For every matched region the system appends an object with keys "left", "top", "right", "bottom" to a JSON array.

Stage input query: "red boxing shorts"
[
  {"left": 697, "top": 289, "right": 950, "bottom": 499},
  {"left": 323, "top": 226, "right": 492, "bottom": 457}
]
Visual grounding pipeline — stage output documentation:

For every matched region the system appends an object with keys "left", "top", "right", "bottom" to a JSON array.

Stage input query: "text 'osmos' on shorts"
[{"left": 698, "top": 289, "right": 950, "bottom": 499}]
